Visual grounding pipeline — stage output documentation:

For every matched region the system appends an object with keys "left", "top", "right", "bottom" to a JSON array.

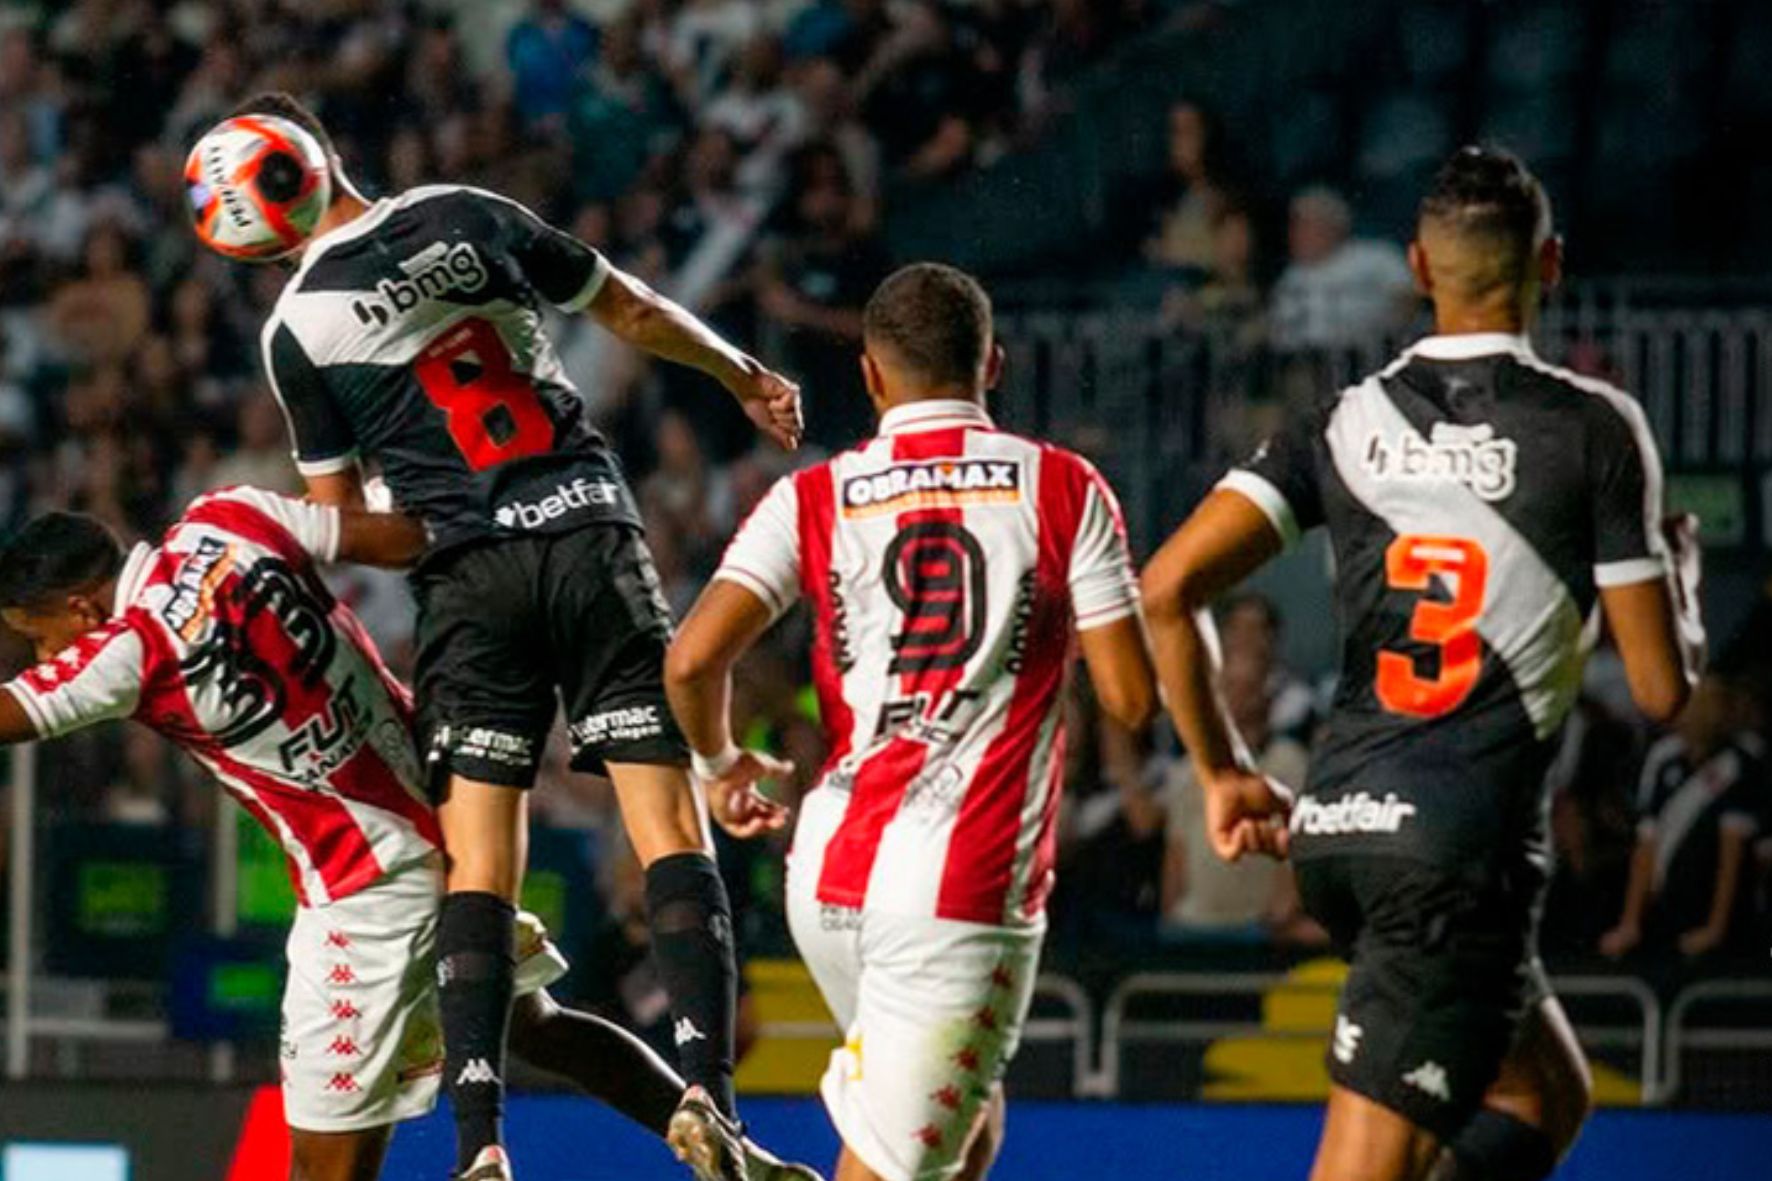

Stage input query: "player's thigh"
[
  {"left": 1298, "top": 855, "right": 1535, "bottom": 1144},
  {"left": 1311, "top": 1085, "right": 1442, "bottom": 1181},
  {"left": 607, "top": 760, "right": 709, "bottom": 866},
  {"left": 785, "top": 789, "right": 862, "bottom": 1031},
  {"left": 289, "top": 1126, "right": 391, "bottom": 1181},
  {"left": 542, "top": 525, "right": 690, "bottom": 781},
  {"left": 282, "top": 862, "right": 445, "bottom": 1149},
  {"left": 436, "top": 776, "right": 530, "bottom": 898},
  {"left": 411, "top": 541, "right": 555, "bottom": 792},
  {"left": 827, "top": 914, "right": 1042, "bottom": 1181},
  {"left": 1481, "top": 988, "right": 1593, "bottom": 1153}
]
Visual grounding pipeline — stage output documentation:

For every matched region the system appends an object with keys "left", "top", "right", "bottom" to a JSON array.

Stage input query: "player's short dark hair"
[
  {"left": 229, "top": 91, "right": 337, "bottom": 160},
  {"left": 0, "top": 514, "right": 126, "bottom": 612},
  {"left": 863, "top": 263, "right": 993, "bottom": 389},
  {"left": 1418, "top": 145, "right": 1551, "bottom": 271}
]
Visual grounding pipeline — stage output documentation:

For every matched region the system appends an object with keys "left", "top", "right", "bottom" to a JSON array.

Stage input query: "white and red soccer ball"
[{"left": 185, "top": 115, "right": 332, "bottom": 261}]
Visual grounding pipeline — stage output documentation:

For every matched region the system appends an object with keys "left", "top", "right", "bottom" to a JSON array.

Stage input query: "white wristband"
[{"left": 691, "top": 743, "right": 743, "bottom": 780}]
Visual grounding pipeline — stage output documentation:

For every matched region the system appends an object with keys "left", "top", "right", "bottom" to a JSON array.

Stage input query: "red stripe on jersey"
[
  {"left": 180, "top": 496, "right": 310, "bottom": 572},
  {"left": 936, "top": 444, "right": 1088, "bottom": 923},
  {"left": 17, "top": 619, "right": 135, "bottom": 695},
  {"left": 797, "top": 464, "right": 853, "bottom": 774},
  {"left": 329, "top": 742, "right": 442, "bottom": 850},
  {"left": 817, "top": 428, "right": 972, "bottom": 908},
  {"left": 133, "top": 602, "right": 384, "bottom": 906}
]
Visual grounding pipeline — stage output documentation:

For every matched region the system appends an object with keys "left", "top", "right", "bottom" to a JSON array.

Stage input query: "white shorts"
[
  {"left": 281, "top": 855, "right": 569, "bottom": 1133},
  {"left": 787, "top": 790, "right": 1044, "bottom": 1181}
]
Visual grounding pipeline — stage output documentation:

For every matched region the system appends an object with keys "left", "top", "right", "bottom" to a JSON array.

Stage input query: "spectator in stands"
[
  {"left": 702, "top": 34, "right": 808, "bottom": 192},
  {"left": 571, "top": 11, "right": 684, "bottom": 203},
  {"left": 1601, "top": 675, "right": 1767, "bottom": 962},
  {"left": 208, "top": 393, "right": 300, "bottom": 495},
  {"left": 856, "top": 0, "right": 982, "bottom": 179},
  {"left": 753, "top": 144, "right": 890, "bottom": 450},
  {"left": 790, "top": 57, "right": 882, "bottom": 228},
  {"left": 1268, "top": 185, "right": 1415, "bottom": 350},
  {"left": 1160, "top": 648, "right": 1314, "bottom": 941},
  {"left": 640, "top": 408, "right": 729, "bottom": 571},
  {"left": 0, "top": 332, "right": 33, "bottom": 529},
  {"left": 507, "top": 0, "right": 600, "bottom": 129},
  {"left": 667, "top": 0, "right": 767, "bottom": 105},
  {"left": 1145, "top": 100, "right": 1240, "bottom": 276},
  {"left": 1219, "top": 592, "right": 1316, "bottom": 743},
  {"left": 47, "top": 221, "right": 151, "bottom": 367}
]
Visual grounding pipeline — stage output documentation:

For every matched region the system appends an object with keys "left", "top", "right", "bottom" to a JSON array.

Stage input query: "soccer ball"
[{"left": 185, "top": 115, "right": 332, "bottom": 262}]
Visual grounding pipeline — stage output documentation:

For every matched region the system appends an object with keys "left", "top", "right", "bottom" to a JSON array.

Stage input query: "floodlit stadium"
[{"left": 0, "top": 1, "right": 1768, "bottom": 1178}]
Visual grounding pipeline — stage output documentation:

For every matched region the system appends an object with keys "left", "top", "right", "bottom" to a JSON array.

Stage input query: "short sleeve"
[
  {"left": 1589, "top": 391, "right": 1669, "bottom": 587},
  {"left": 714, "top": 474, "right": 801, "bottom": 619},
  {"left": 1217, "top": 407, "right": 1326, "bottom": 547},
  {"left": 3, "top": 624, "right": 146, "bottom": 739},
  {"left": 1069, "top": 470, "right": 1139, "bottom": 631},
  {"left": 262, "top": 320, "right": 359, "bottom": 476},
  {"left": 477, "top": 189, "right": 610, "bottom": 312},
  {"left": 195, "top": 487, "right": 342, "bottom": 563}
]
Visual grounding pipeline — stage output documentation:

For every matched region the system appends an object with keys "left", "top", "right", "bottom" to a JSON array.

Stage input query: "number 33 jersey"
[
  {"left": 261, "top": 185, "right": 639, "bottom": 552},
  {"left": 1225, "top": 333, "right": 1672, "bottom": 866},
  {"left": 716, "top": 399, "right": 1140, "bottom": 928}
]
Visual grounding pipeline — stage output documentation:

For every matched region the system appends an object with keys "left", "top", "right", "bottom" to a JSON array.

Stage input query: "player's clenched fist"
[
  {"left": 730, "top": 362, "right": 804, "bottom": 451},
  {"left": 1202, "top": 768, "right": 1293, "bottom": 862}
]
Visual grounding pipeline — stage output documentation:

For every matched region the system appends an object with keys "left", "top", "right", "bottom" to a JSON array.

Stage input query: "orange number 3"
[{"left": 1376, "top": 535, "right": 1489, "bottom": 719}]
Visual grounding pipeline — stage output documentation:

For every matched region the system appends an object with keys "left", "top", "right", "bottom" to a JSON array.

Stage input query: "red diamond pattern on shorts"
[
  {"left": 989, "top": 965, "right": 1014, "bottom": 990},
  {"left": 971, "top": 1006, "right": 999, "bottom": 1032}
]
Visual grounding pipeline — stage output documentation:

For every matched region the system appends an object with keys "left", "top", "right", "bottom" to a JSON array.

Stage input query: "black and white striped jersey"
[
  {"left": 261, "top": 184, "right": 640, "bottom": 553},
  {"left": 1225, "top": 332, "right": 1670, "bottom": 867}
]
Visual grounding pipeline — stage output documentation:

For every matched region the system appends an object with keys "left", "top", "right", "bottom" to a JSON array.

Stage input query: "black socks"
[
  {"left": 1430, "top": 1110, "right": 1559, "bottom": 1181},
  {"left": 438, "top": 891, "right": 516, "bottom": 1172},
  {"left": 644, "top": 851, "right": 739, "bottom": 1117}
]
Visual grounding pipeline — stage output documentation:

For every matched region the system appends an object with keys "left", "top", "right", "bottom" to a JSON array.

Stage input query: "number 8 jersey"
[
  {"left": 1225, "top": 333, "right": 1671, "bottom": 867},
  {"left": 261, "top": 185, "right": 640, "bottom": 552},
  {"left": 716, "top": 399, "right": 1140, "bottom": 927}
]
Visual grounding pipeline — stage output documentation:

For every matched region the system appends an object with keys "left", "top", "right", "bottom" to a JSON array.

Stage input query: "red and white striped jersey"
[
  {"left": 716, "top": 399, "right": 1139, "bottom": 927},
  {"left": 3, "top": 488, "right": 441, "bottom": 907}
]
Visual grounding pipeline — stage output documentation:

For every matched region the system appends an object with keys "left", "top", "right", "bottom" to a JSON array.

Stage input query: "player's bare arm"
[
  {"left": 0, "top": 688, "right": 40, "bottom": 746},
  {"left": 664, "top": 579, "right": 792, "bottom": 839},
  {"left": 589, "top": 266, "right": 803, "bottom": 450},
  {"left": 1599, "top": 515, "right": 1705, "bottom": 724},
  {"left": 1140, "top": 488, "right": 1291, "bottom": 861},
  {"left": 335, "top": 508, "right": 429, "bottom": 569},
  {"left": 304, "top": 466, "right": 367, "bottom": 509},
  {"left": 1076, "top": 615, "right": 1158, "bottom": 733}
]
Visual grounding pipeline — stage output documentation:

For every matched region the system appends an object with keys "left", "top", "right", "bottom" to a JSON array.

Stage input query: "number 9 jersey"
[
  {"left": 715, "top": 399, "right": 1140, "bottom": 928},
  {"left": 260, "top": 185, "right": 639, "bottom": 553},
  {"left": 1224, "top": 332, "right": 1671, "bottom": 868}
]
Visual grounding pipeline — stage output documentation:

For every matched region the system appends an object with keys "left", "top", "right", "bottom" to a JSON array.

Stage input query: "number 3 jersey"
[
  {"left": 261, "top": 185, "right": 640, "bottom": 553},
  {"left": 1, "top": 488, "right": 442, "bottom": 907},
  {"left": 1225, "top": 333, "right": 1671, "bottom": 867},
  {"left": 716, "top": 399, "right": 1140, "bottom": 928}
]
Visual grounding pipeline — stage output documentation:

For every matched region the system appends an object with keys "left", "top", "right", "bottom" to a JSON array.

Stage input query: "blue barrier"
[{"left": 385, "top": 1097, "right": 1772, "bottom": 1179}]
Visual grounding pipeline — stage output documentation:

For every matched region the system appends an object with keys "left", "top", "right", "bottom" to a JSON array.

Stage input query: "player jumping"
[
  {"left": 200, "top": 94, "right": 802, "bottom": 1181},
  {"left": 0, "top": 489, "right": 815, "bottom": 1181},
  {"left": 1140, "top": 146, "right": 1705, "bottom": 1181},
  {"left": 665, "top": 263, "right": 1158, "bottom": 1181}
]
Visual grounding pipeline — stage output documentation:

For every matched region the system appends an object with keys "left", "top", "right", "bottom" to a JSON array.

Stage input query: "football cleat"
[
  {"left": 453, "top": 1145, "right": 514, "bottom": 1181},
  {"left": 667, "top": 1085, "right": 746, "bottom": 1181}
]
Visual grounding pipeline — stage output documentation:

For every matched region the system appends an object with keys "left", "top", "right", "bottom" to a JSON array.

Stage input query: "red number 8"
[{"left": 413, "top": 317, "right": 555, "bottom": 471}]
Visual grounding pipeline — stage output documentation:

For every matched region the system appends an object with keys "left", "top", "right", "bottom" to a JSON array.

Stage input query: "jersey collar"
[
  {"left": 292, "top": 197, "right": 398, "bottom": 278},
  {"left": 1403, "top": 332, "right": 1535, "bottom": 361},
  {"left": 112, "top": 543, "right": 155, "bottom": 617},
  {"left": 877, "top": 399, "right": 994, "bottom": 437}
]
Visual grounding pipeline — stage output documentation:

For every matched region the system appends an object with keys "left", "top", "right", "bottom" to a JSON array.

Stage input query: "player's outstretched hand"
[
  {"left": 730, "top": 361, "right": 804, "bottom": 451},
  {"left": 1203, "top": 769, "right": 1293, "bottom": 862},
  {"left": 703, "top": 749, "right": 795, "bottom": 840}
]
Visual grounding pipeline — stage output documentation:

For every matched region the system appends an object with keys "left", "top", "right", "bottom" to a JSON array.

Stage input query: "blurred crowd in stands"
[{"left": 0, "top": 1, "right": 1766, "bottom": 1048}]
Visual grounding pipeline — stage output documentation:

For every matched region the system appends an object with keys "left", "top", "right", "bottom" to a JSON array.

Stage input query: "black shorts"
[
  {"left": 1296, "top": 853, "right": 1551, "bottom": 1140},
  {"left": 411, "top": 524, "right": 688, "bottom": 788}
]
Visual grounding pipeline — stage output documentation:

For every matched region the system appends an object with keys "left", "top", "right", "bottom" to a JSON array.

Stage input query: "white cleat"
[
  {"left": 667, "top": 1085, "right": 746, "bottom": 1181},
  {"left": 454, "top": 1145, "right": 514, "bottom": 1181}
]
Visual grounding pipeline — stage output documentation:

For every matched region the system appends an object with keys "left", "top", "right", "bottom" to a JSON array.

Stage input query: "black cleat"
[{"left": 667, "top": 1085, "right": 747, "bottom": 1181}]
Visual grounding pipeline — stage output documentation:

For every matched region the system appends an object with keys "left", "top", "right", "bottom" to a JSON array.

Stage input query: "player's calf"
[{"left": 289, "top": 1127, "right": 391, "bottom": 1181}]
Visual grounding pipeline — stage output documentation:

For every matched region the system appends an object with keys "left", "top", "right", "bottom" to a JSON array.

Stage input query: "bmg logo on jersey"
[
  {"left": 350, "top": 241, "right": 490, "bottom": 327},
  {"left": 840, "top": 459, "right": 1022, "bottom": 518},
  {"left": 1363, "top": 422, "right": 1517, "bottom": 502}
]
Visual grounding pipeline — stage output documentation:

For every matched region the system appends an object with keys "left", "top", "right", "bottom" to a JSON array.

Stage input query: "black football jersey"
[
  {"left": 261, "top": 185, "right": 640, "bottom": 552},
  {"left": 1226, "top": 333, "right": 1670, "bottom": 867}
]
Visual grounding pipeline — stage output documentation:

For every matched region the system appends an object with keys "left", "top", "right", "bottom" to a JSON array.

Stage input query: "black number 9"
[{"left": 883, "top": 521, "right": 988, "bottom": 675}]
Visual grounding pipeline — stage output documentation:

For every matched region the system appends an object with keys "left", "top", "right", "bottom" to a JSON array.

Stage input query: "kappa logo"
[
  {"left": 1363, "top": 422, "right": 1517, "bottom": 502},
  {"left": 674, "top": 1018, "right": 708, "bottom": 1047},
  {"left": 350, "top": 241, "right": 490, "bottom": 327},
  {"left": 1290, "top": 791, "right": 1418, "bottom": 837},
  {"left": 456, "top": 1057, "right": 501, "bottom": 1087},
  {"left": 1332, "top": 1015, "right": 1364, "bottom": 1065},
  {"left": 841, "top": 459, "right": 1022, "bottom": 517},
  {"left": 1403, "top": 1060, "right": 1452, "bottom": 1102}
]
